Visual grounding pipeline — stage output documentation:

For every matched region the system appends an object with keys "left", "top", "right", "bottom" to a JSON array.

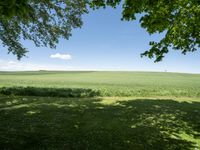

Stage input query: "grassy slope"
[
  {"left": 0, "top": 71, "right": 200, "bottom": 149},
  {"left": 0, "top": 96, "right": 199, "bottom": 149},
  {"left": 0, "top": 71, "right": 200, "bottom": 97}
]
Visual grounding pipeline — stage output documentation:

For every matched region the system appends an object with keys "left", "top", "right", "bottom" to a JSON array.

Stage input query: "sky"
[{"left": 0, "top": 6, "right": 200, "bottom": 73}]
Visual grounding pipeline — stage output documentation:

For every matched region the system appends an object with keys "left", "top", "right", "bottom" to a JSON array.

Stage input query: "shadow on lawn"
[{"left": 0, "top": 97, "right": 200, "bottom": 150}]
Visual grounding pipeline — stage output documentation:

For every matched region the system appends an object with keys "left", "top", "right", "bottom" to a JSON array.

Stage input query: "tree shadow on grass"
[{"left": 0, "top": 97, "right": 200, "bottom": 150}]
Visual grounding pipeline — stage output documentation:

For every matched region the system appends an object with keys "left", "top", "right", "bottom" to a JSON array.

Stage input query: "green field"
[
  {"left": 0, "top": 71, "right": 200, "bottom": 149},
  {"left": 0, "top": 71, "right": 200, "bottom": 97}
]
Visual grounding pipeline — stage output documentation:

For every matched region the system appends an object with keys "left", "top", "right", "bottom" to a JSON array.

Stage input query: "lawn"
[
  {"left": 0, "top": 96, "right": 200, "bottom": 149},
  {"left": 0, "top": 71, "right": 200, "bottom": 149}
]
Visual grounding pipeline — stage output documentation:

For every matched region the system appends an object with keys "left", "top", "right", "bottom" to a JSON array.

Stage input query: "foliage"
[
  {"left": 90, "top": 0, "right": 200, "bottom": 62},
  {"left": 0, "top": 0, "right": 199, "bottom": 61},
  {"left": 0, "top": 0, "right": 87, "bottom": 59},
  {"left": 0, "top": 96, "right": 200, "bottom": 149}
]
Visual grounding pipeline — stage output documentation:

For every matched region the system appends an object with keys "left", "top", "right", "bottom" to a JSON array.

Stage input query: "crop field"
[
  {"left": 0, "top": 71, "right": 200, "bottom": 97},
  {"left": 0, "top": 71, "right": 200, "bottom": 149}
]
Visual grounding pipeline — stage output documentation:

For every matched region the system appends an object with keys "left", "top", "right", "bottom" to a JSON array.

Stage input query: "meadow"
[{"left": 0, "top": 71, "right": 200, "bottom": 149}]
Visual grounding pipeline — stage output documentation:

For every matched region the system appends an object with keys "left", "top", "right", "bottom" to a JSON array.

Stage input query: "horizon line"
[{"left": 0, "top": 70, "right": 200, "bottom": 75}]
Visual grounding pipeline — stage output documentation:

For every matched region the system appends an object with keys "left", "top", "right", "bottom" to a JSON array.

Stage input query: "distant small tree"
[{"left": 0, "top": 0, "right": 199, "bottom": 62}]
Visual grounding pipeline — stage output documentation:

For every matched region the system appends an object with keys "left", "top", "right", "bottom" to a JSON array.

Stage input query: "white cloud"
[
  {"left": 0, "top": 59, "right": 73, "bottom": 71},
  {"left": 50, "top": 53, "right": 72, "bottom": 60}
]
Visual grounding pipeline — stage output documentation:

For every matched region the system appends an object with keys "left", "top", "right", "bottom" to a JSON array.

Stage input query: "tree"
[
  {"left": 0, "top": 0, "right": 199, "bottom": 62},
  {"left": 91, "top": 0, "right": 200, "bottom": 62},
  {"left": 0, "top": 0, "right": 87, "bottom": 59}
]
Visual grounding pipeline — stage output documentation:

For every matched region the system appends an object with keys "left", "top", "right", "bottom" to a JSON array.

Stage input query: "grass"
[
  {"left": 0, "top": 96, "right": 200, "bottom": 149},
  {"left": 0, "top": 71, "right": 200, "bottom": 97},
  {"left": 0, "top": 71, "right": 200, "bottom": 149}
]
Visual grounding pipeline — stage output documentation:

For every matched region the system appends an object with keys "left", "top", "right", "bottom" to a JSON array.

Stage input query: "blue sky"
[{"left": 0, "top": 6, "right": 200, "bottom": 73}]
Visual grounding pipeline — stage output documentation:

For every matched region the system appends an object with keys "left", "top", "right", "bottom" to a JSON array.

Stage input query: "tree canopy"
[
  {"left": 0, "top": 0, "right": 88, "bottom": 59},
  {"left": 0, "top": 0, "right": 199, "bottom": 62}
]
